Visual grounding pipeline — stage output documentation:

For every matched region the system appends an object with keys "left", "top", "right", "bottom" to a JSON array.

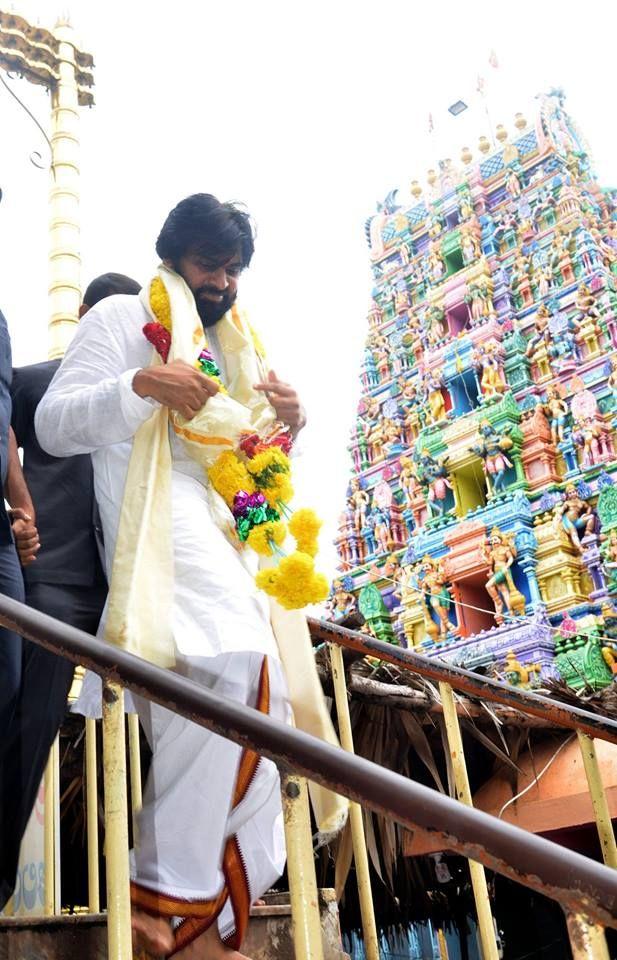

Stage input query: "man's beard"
[{"left": 194, "top": 287, "right": 237, "bottom": 328}]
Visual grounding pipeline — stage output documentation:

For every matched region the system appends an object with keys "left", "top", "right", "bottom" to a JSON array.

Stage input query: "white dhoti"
[{"left": 131, "top": 652, "right": 289, "bottom": 952}]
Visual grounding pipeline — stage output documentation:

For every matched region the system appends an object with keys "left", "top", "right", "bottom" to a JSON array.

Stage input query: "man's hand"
[
  {"left": 8, "top": 508, "right": 40, "bottom": 567},
  {"left": 254, "top": 370, "right": 307, "bottom": 436},
  {"left": 133, "top": 360, "right": 219, "bottom": 420}
]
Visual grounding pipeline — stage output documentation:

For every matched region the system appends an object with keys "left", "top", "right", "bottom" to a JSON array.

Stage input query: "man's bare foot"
[
  {"left": 173, "top": 920, "right": 251, "bottom": 959},
  {"left": 132, "top": 908, "right": 174, "bottom": 956}
]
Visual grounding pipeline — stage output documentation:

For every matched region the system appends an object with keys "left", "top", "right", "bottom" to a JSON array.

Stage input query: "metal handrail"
[
  {"left": 309, "top": 617, "right": 617, "bottom": 744},
  {"left": 1, "top": 594, "right": 617, "bottom": 931}
]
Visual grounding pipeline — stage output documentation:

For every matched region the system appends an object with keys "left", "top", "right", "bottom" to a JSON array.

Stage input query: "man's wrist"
[{"left": 132, "top": 368, "right": 152, "bottom": 399}]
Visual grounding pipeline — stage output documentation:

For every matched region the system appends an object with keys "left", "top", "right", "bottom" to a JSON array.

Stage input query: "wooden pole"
[
  {"left": 329, "top": 643, "right": 380, "bottom": 960},
  {"left": 102, "top": 682, "right": 132, "bottom": 959},
  {"left": 281, "top": 774, "right": 325, "bottom": 960},
  {"left": 439, "top": 681, "right": 499, "bottom": 960}
]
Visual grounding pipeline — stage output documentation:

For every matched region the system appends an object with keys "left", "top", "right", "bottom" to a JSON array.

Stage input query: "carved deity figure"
[
  {"left": 503, "top": 650, "right": 541, "bottom": 687},
  {"left": 571, "top": 383, "right": 611, "bottom": 467},
  {"left": 474, "top": 340, "right": 507, "bottom": 399},
  {"left": 542, "top": 386, "right": 569, "bottom": 444},
  {"left": 601, "top": 529, "right": 617, "bottom": 593},
  {"left": 553, "top": 484, "right": 595, "bottom": 553},
  {"left": 533, "top": 262, "right": 552, "bottom": 300},
  {"left": 398, "top": 456, "right": 421, "bottom": 507},
  {"left": 571, "top": 282, "right": 602, "bottom": 358},
  {"left": 382, "top": 418, "right": 404, "bottom": 458},
  {"left": 550, "top": 228, "right": 576, "bottom": 285},
  {"left": 607, "top": 358, "right": 617, "bottom": 410},
  {"left": 394, "top": 285, "right": 410, "bottom": 315},
  {"left": 460, "top": 223, "right": 480, "bottom": 264},
  {"left": 398, "top": 380, "right": 426, "bottom": 442},
  {"left": 465, "top": 279, "right": 491, "bottom": 322},
  {"left": 424, "top": 304, "right": 447, "bottom": 345},
  {"left": 574, "top": 417, "right": 611, "bottom": 468},
  {"left": 505, "top": 167, "right": 522, "bottom": 199},
  {"left": 415, "top": 556, "right": 455, "bottom": 642},
  {"left": 368, "top": 331, "right": 392, "bottom": 382},
  {"left": 510, "top": 249, "right": 533, "bottom": 308},
  {"left": 470, "top": 421, "right": 514, "bottom": 496},
  {"left": 423, "top": 371, "right": 447, "bottom": 424},
  {"left": 347, "top": 477, "right": 371, "bottom": 533},
  {"left": 481, "top": 528, "right": 526, "bottom": 624},
  {"left": 428, "top": 241, "right": 446, "bottom": 283},
  {"left": 327, "top": 580, "right": 357, "bottom": 621},
  {"left": 414, "top": 450, "right": 453, "bottom": 519},
  {"left": 371, "top": 507, "right": 392, "bottom": 555},
  {"left": 459, "top": 191, "right": 474, "bottom": 221},
  {"left": 525, "top": 303, "right": 552, "bottom": 379}
]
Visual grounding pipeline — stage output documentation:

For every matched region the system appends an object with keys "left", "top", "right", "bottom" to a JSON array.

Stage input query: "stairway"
[{"left": 0, "top": 889, "right": 349, "bottom": 959}]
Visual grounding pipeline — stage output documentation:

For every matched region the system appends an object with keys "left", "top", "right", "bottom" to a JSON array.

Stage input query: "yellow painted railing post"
[
  {"left": 85, "top": 717, "right": 100, "bottom": 913},
  {"left": 43, "top": 736, "right": 59, "bottom": 915},
  {"left": 566, "top": 913, "right": 610, "bottom": 959},
  {"left": 329, "top": 643, "right": 380, "bottom": 960},
  {"left": 437, "top": 927, "right": 449, "bottom": 959},
  {"left": 576, "top": 731, "right": 617, "bottom": 869},
  {"left": 128, "top": 712, "right": 143, "bottom": 842},
  {"left": 439, "top": 682, "right": 499, "bottom": 960},
  {"left": 281, "top": 773, "right": 325, "bottom": 960},
  {"left": 102, "top": 681, "right": 132, "bottom": 960}
]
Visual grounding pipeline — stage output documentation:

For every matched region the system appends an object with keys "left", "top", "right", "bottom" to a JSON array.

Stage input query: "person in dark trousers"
[
  {"left": 0, "top": 300, "right": 44, "bottom": 912},
  {"left": 0, "top": 272, "right": 141, "bottom": 909}
]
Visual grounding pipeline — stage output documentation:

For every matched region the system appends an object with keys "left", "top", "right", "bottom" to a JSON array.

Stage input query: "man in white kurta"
[{"left": 35, "top": 194, "right": 307, "bottom": 959}]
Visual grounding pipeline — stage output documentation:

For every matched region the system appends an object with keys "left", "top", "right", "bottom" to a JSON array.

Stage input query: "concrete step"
[{"left": 0, "top": 890, "right": 349, "bottom": 959}]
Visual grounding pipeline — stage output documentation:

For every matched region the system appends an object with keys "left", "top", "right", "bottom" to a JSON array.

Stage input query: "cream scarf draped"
[{"left": 104, "top": 265, "right": 347, "bottom": 838}]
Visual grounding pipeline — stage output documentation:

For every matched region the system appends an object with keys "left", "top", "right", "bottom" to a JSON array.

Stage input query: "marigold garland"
[
  {"left": 208, "top": 451, "right": 255, "bottom": 507},
  {"left": 143, "top": 273, "right": 328, "bottom": 610},
  {"left": 255, "top": 552, "right": 330, "bottom": 610},
  {"left": 149, "top": 278, "right": 172, "bottom": 332},
  {"left": 145, "top": 278, "right": 227, "bottom": 393}
]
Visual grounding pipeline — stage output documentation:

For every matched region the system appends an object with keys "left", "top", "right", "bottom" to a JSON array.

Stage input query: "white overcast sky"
[{"left": 1, "top": 0, "right": 615, "bottom": 577}]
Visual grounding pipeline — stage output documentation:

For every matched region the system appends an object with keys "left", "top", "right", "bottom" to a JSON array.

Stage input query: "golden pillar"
[
  {"left": 0, "top": 10, "right": 94, "bottom": 358},
  {"left": 48, "top": 19, "right": 82, "bottom": 358}
]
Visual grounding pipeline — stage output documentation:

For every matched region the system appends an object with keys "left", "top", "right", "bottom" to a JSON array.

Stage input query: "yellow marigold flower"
[
  {"left": 150, "top": 277, "right": 172, "bottom": 332},
  {"left": 270, "top": 552, "right": 330, "bottom": 610},
  {"left": 262, "top": 474, "right": 294, "bottom": 508},
  {"left": 295, "top": 537, "right": 318, "bottom": 558},
  {"left": 289, "top": 509, "right": 322, "bottom": 543},
  {"left": 246, "top": 447, "right": 291, "bottom": 478},
  {"left": 208, "top": 451, "right": 255, "bottom": 507},
  {"left": 255, "top": 567, "right": 279, "bottom": 595},
  {"left": 247, "top": 520, "right": 287, "bottom": 557}
]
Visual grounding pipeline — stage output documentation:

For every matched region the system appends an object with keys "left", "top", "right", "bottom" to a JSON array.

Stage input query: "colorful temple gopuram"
[{"left": 329, "top": 90, "right": 617, "bottom": 692}]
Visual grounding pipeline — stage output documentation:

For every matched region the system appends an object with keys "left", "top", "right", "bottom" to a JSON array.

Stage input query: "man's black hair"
[
  {"left": 83, "top": 273, "right": 142, "bottom": 308},
  {"left": 155, "top": 194, "right": 255, "bottom": 270}
]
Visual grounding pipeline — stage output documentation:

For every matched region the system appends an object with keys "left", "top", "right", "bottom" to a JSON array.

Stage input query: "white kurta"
[
  {"left": 35, "top": 293, "right": 287, "bottom": 948},
  {"left": 35, "top": 294, "right": 279, "bottom": 663}
]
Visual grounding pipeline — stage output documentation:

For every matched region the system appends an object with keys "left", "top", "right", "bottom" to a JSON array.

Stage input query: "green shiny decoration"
[
  {"left": 236, "top": 517, "right": 252, "bottom": 541},
  {"left": 250, "top": 505, "right": 269, "bottom": 525},
  {"left": 199, "top": 358, "right": 221, "bottom": 377}
]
